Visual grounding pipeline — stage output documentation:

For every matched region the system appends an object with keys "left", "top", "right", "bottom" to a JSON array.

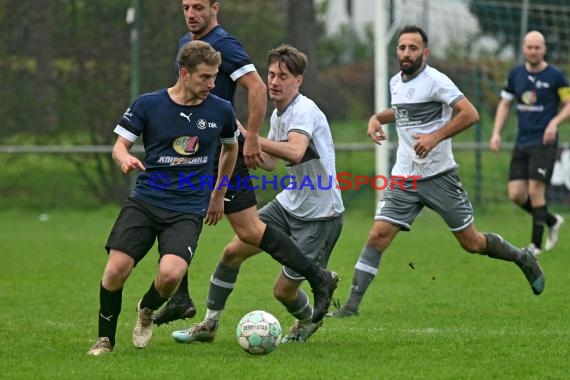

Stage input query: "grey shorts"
[
  {"left": 258, "top": 200, "right": 343, "bottom": 281},
  {"left": 375, "top": 169, "right": 474, "bottom": 232}
]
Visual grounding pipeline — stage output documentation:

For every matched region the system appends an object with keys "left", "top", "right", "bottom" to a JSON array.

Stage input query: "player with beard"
[
  {"left": 153, "top": 0, "right": 338, "bottom": 327},
  {"left": 328, "top": 25, "right": 545, "bottom": 319}
]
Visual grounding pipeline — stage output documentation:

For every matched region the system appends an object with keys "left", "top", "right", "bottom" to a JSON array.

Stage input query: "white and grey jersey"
[
  {"left": 268, "top": 94, "right": 345, "bottom": 220},
  {"left": 390, "top": 65, "right": 464, "bottom": 178}
]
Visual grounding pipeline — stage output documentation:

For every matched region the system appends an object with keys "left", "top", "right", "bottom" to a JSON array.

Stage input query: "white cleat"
[
  {"left": 132, "top": 301, "right": 154, "bottom": 348},
  {"left": 87, "top": 337, "right": 113, "bottom": 356},
  {"left": 545, "top": 214, "right": 564, "bottom": 251}
]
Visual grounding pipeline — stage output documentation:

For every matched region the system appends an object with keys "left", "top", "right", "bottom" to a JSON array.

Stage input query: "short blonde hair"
[{"left": 178, "top": 40, "right": 221, "bottom": 73}]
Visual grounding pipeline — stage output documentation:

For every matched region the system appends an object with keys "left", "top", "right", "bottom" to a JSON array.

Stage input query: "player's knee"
[
  {"left": 234, "top": 224, "right": 263, "bottom": 246},
  {"left": 102, "top": 266, "right": 130, "bottom": 289},
  {"left": 508, "top": 192, "right": 526, "bottom": 205},
  {"left": 221, "top": 241, "right": 247, "bottom": 267},
  {"left": 160, "top": 270, "right": 183, "bottom": 289},
  {"left": 366, "top": 230, "right": 390, "bottom": 250}
]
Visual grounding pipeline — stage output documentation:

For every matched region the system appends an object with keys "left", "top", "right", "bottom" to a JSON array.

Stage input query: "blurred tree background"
[
  {"left": 0, "top": 0, "right": 374, "bottom": 145},
  {"left": 0, "top": 0, "right": 374, "bottom": 203}
]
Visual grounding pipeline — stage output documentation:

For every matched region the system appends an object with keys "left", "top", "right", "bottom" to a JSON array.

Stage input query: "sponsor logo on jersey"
[
  {"left": 172, "top": 136, "right": 199, "bottom": 155},
  {"left": 521, "top": 90, "right": 537, "bottom": 105},
  {"left": 156, "top": 156, "right": 208, "bottom": 166},
  {"left": 195, "top": 119, "right": 218, "bottom": 130}
]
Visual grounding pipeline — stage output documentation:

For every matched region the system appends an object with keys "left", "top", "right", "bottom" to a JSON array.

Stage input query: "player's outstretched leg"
[
  {"left": 310, "top": 270, "right": 339, "bottom": 323},
  {"left": 172, "top": 261, "right": 239, "bottom": 343},
  {"left": 257, "top": 224, "right": 339, "bottom": 323},
  {"left": 483, "top": 233, "right": 545, "bottom": 295},
  {"left": 328, "top": 245, "right": 382, "bottom": 318},
  {"left": 517, "top": 247, "right": 546, "bottom": 295}
]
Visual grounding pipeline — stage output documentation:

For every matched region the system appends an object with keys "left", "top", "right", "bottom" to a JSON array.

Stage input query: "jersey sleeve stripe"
[
  {"left": 500, "top": 90, "right": 515, "bottom": 101},
  {"left": 449, "top": 94, "right": 465, "bottom": 107},
  {"left": 288, "top": 128, "right": 311, "bottom": 139},
  {"left": 114, "top": 125, "right": 138, "bottom": 142},
  {"left": 221, "top": 136, "right": 238, "bottom": 144},
  {"left": 230, "top": 64, "right": 256, "bottom": 81}
]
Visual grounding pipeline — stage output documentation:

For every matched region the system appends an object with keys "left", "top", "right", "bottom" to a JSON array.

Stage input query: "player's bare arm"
[
  {"left": 206, "top": 141, "right": 238, "bottom": 226},
  {"left": 237, "top": 71, "right": 267, "bottom": 169},
  {"left": 544, "top": 98, "right": 570, "bottom": 145},
  {"left": 413, "top": 98, "right": 479, "bottom": 158},
  {"left": 258, "top": 152, "right": 279, "bottom": 171},
  {"left": 367, "top": 108, "right": 395, "bottom": 145},
  {"left": 490, "top": 98, "right": 512, "bottom": 151},
  {"left": 112, "top": 136, "right": 145, "bottom": 174},
  {"left": 258, "top": 132, "right": 310, "bottom": 165}
]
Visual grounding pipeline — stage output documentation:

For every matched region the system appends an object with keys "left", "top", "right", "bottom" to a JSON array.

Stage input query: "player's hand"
[
  {"left": 489, "top": 134, "right": 501, "bottom": 152},
  {"left": 205, "top": 190, "right": 225, "bottom": 225},
  {"left": 367, "top": 117, "right": 387, "bottom": 145},
  {"left": 543, "top": 121, "right": 558, "bottom": 145},
  {"left": 237, "top": 120, "right": 264, "bottom": 169},
  {"left": 412, "top": 133, "right": 437, "bottom": 158},
  {"left": 120, "top": 156, "right": 145, "bottom": 174},
  {"left": 243, "top": 133, "right": 264, "bottom": 169}
]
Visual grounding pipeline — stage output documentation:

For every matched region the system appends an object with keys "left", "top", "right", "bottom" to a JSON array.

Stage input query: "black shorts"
[
  {"left": 105, "top": 197, "right": 203, "bottom": 266},
  {"left": 214, "top": 140, "right": 257, "bottom": 215},
  {"left": 509, "top": 145, "right": 557, "bottom": 183}
]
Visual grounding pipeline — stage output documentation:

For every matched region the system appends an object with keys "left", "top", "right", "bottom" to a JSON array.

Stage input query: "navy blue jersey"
[
  {"left": 501, "top": 64, "right": 570, "bottom": 147},
  {"left": 178, "top": 26, "right": 255, "bottom": 107},
  {"left": 114, "top": 89, "right": 237, "bottom": 215}
]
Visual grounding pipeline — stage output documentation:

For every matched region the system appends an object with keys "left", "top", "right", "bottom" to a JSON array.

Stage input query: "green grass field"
[{"left": 1, "top": 206, "right": 568, "bottom": 379}]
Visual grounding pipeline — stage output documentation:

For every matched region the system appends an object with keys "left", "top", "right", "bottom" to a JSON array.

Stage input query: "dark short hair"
[
  {"left": 178, "top": 40, "right": 221, "bottom": 73},
  {"left": 398, "top": 25, "right": 429, "bottom": 47},
  {"left": 267, "top": 44, "right": 308, "bottom": 76}
]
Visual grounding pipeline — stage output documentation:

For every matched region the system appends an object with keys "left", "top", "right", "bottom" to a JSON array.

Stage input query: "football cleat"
[
  {"left": 326, "top": 305, "right": 359, "bottom": 318},
  {"left": 545, "top": 214, "right": 564, "bottom": 251},
  {"left": 132, "top": 300, "right": 154, "bottom": 348},
  {"left": 281, "top": 319, "right": 323, "bottom": 343},
  {"left": 172, "top": 319, "right": 217, "bottom": 343},
  {"left": 311, "top": 270, "right": 339, "bottom": 323},
  {"left": 153, "top": 297, "right": 196, "bottom": 326},
  {"left": 87, "top": 337, "right": 113, "bottom": 356},
  {"left": 517, "top": 247, "right": 545, "bottom": 295}
]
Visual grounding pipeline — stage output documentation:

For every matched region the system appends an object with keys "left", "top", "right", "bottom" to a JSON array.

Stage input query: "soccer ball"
[{"left": 236, "top": 310, "right": 282, "bottom": 355}]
